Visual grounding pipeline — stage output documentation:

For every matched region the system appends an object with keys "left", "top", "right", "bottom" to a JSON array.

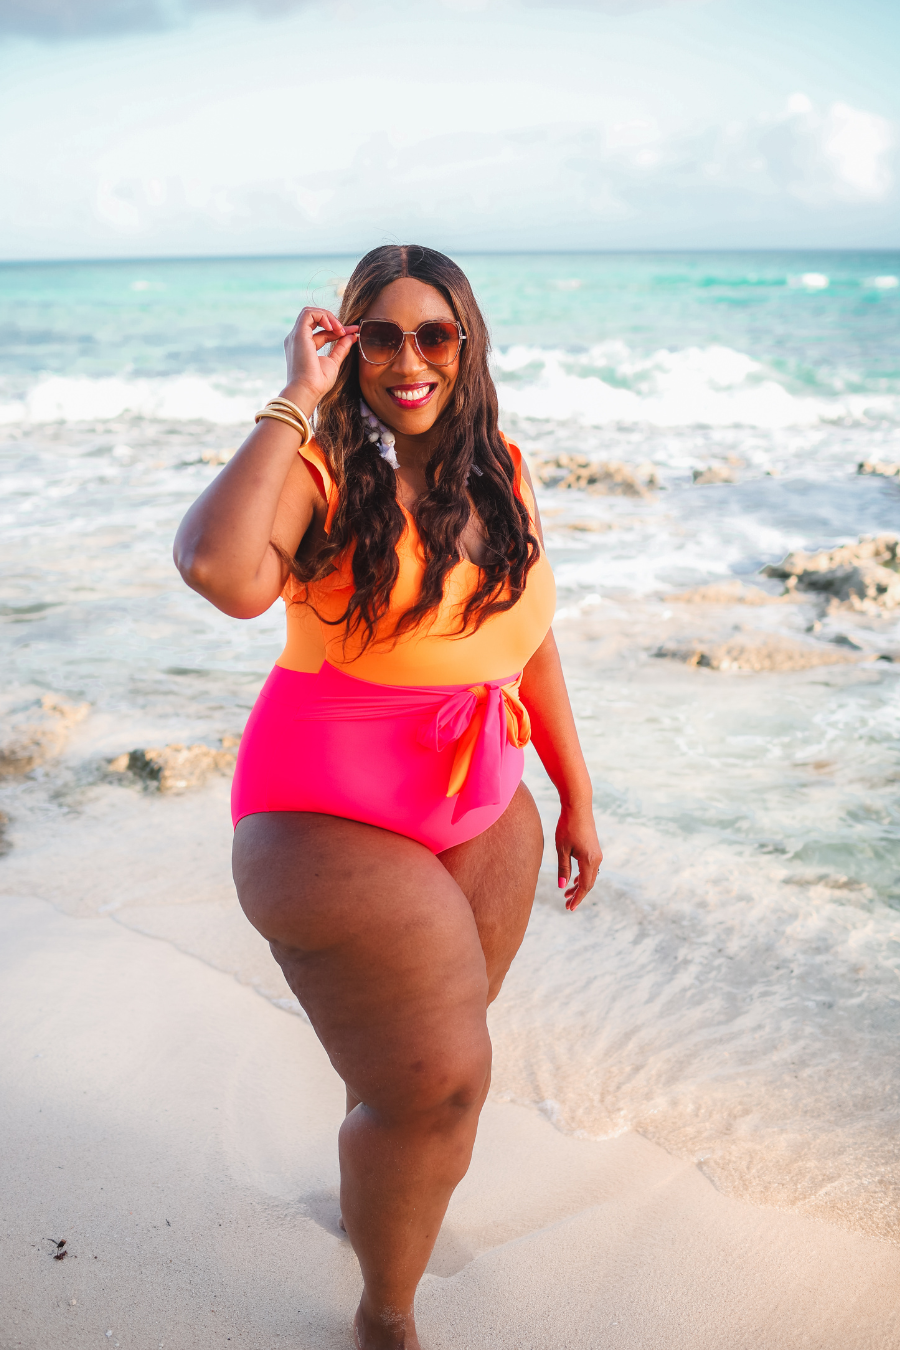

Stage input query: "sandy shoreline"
[{"left": 3, "top": 881, "right": 900, "bottom": 1349}]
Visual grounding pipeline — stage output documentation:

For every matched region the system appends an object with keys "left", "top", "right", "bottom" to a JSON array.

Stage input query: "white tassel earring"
[
  {"left": 360, "top": 398, "right": 484, "bottom": 483},
  {"left": 360, "top": 399, "right": 399, "bottom": 469}
]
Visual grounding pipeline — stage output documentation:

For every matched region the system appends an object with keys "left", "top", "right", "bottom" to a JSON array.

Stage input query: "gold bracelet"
[
  {"left": 267, "top": 396, "right": 313, "bottom": 428},
  {"left": 255, "top": 397, "right": 313, "bottom": 447},
  {"left": 256, "top": 408, "right": 308, "bottom": 438},
  {"left": 256, "top": 399, "right": 312, "bottom": 444}
]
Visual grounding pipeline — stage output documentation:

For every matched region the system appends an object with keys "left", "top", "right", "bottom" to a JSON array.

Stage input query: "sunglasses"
[{"left": 357, "top": 319, "right": 466, "bottom": 368}]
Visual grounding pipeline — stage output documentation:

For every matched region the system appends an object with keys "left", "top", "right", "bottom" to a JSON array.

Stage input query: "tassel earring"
[
  {"left": 360, "top": 400, "right": 399, "bottom": 468},
  {"left": 360, "top": 398, "right": 483, "bottom": 483}
]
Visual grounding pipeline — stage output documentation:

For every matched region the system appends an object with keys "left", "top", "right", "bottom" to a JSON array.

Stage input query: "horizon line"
[{"left": 1, "top": 245, "right": 899, "bottom": 268}]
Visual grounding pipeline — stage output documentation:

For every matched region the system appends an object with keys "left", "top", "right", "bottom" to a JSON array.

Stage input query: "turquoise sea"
[
  {"left": 2, "top": 250, "right": 899, "bottom": 396},
  {"left": 1, "top": 252, "right": 899, "bottom": 1241}
]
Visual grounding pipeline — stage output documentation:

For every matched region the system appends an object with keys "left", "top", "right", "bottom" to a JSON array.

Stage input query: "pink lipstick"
[{"left": 387, "top": 383, "right": 437, "bottom": 410}]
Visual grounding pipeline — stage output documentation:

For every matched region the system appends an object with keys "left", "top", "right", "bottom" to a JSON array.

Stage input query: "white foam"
[
  {"left": 0, "top": 374, "right": 262, "bottom": 426},
  {"left": 790, "top": 272, "right": 830, "bottom": 290},
  {"left": 868, "top": 275, "right": 899, "bottom": 290},
  {"left": 0, "top": 337, "right": 895, "bottom": 432},
  {"left": 492, "top": 341, "right": 891, "bottom": 430}
]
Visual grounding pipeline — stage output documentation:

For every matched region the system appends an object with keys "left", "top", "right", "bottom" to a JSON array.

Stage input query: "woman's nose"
[{"left": 391, "top": 334, "right": 429, "bottom": 375}]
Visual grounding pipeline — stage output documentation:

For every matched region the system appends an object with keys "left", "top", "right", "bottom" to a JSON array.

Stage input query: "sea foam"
[
  {"left": 493, "top": 342, "right": 896, "bottom": 430},
  {"left": 0, "top": 374, "right": 263, "bottom": 427},
  {"left": 0, "top": 341, "right": 895, "bottom": 432}
]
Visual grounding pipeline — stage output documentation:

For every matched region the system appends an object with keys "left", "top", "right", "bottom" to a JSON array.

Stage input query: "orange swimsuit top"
[{"left": 277, "top": 436, "right": 556, "bottom": 687}]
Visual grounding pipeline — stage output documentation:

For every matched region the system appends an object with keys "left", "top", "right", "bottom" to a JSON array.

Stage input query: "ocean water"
[{"left": 2, "top": 252, "right": 899, "bottom": 1241}]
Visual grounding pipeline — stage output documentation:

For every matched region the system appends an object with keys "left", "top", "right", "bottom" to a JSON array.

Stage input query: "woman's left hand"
[{"left": 556, "top": 801, "right": 603, "bottom": 911}]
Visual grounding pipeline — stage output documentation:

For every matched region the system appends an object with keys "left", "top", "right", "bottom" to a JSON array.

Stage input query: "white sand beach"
[{"left": 2, "top": 765, "right": 900, "bottom": 1349}]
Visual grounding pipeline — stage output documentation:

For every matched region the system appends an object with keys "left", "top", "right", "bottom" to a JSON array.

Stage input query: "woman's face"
[{"left": 356, "top": 277, "right": 461, "bottom": 437}]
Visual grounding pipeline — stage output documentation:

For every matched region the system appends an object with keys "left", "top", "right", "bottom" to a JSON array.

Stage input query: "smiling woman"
[{"left": 172, "top": 243, "right": 602, "bottom": 1350}]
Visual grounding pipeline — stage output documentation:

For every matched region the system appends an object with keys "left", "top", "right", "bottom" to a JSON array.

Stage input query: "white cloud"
[
  {"left": 0, "top": 0, "right": 710, "bottom": 39},
  {"left": 755, "top": 94, "right": 895, "bottom": 205},
  {"left": 0, "top": 4, "right": 895, "bottom": 256},
  {"left": 94, "top": 179, "right": 143, "bottom": 230},
  {"left": 51, "top": 94, "right": 895, "bottom": 255},
  {"left": 821, "top": 101, "right": 894, "bottom": 199}
]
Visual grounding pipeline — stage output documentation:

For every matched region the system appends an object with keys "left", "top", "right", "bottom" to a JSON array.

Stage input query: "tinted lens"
[
  {"left": 359, "top": 320, "right": 403, "bottom": 363},
  {"left": 415, "top": 321, "right": 460, "bottom": 366}
]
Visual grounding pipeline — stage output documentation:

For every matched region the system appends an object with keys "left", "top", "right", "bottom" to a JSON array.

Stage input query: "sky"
[{"left": 0, "top": 0, "right": 897, "bottom": 259}]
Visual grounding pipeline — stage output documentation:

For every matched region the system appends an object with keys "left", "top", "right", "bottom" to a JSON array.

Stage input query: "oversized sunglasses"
[{"left": 357, "top": 319, "right": 466, "bottom": 367}]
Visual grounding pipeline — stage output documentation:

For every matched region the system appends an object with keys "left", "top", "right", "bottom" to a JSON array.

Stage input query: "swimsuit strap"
[
  {"left": 295, "top": 439, "right": 340, "bottom": 534},
  {"left": 296, "top": 439, "right": 333, "bottom": 494},
  {"left": 498, "top": 433, "right": 540, "bottom": 524},
  {"left": 498, "top": 431, "right": 524, "bottom": 491}
]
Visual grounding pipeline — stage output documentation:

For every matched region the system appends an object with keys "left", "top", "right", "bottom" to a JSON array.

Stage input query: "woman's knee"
[{"left": 363, "top": 1033, "right": 492, "bottom": 1132}]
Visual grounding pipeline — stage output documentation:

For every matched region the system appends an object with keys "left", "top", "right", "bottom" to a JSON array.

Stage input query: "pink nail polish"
[{"left": 558, "top": 877, "right": 566, "bottom": 889}]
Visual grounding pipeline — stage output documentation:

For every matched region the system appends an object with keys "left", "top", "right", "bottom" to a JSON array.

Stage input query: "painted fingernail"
[{"left": 558, "top": 877, "right": 566, "bottom": 888}]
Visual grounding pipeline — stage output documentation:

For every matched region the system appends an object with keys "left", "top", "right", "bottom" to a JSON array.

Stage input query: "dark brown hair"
[{"left": 292, "top": 244, "right": 539, "bottom": 648}]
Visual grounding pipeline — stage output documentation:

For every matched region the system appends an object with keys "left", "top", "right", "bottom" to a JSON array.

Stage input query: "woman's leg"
[
  {"left": 438, "top": 781, "right": 544, "bottom": 1004},
  {"left": 233, "top": 811, "right": 494, "bottom": 1350},
  {"left": 340, "top": 779, "right": 544, "bottom": 1127}
]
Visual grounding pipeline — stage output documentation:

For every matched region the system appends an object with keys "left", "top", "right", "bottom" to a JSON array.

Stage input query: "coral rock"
[
  {"left": 762, "top": 536, "right": 900, "bottom": 612},
  {"left": 0, "top": 694, "right": 89, "bottom": 777},
  {"left": 692, "top": 465, "right": 736, "bottom": 485},
  {"left": 857, "top": 461, "right": 900, "bottom": 479},
  {"left": 533, "top": 454, "right": 658, "bottom": 497},
  {"left": 668, "top": 580, "right": 788, "bottom": 605},
  {"left": 653, "top": 636, "right": 860, "bottom": 672},
  {"left": 109, "top": 741, "right": 236, "bottom": 792}
]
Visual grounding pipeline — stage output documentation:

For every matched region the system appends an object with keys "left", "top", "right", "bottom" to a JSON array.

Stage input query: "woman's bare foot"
[{"left": 353, "top": 1297, "right": 421, "bottom": 1350}]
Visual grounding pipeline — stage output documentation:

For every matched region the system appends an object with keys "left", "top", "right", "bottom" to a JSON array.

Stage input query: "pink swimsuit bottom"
[{"left": 231, "top": 662, "right": 529, "bottom": 853}]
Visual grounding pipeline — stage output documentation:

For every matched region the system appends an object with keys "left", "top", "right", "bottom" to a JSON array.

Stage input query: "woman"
[{"left": 174, "top": 244, "right": 602, "bottom": 1350}]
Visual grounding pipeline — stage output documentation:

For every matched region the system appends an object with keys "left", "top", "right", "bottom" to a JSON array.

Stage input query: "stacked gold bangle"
[{"left": 255, "top": 396, "right": 313, "bottom": 447}]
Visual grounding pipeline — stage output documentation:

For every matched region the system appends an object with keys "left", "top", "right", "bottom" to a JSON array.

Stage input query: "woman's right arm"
[{"left": 172, "top": 307, "right": 357, "bottom": 619}]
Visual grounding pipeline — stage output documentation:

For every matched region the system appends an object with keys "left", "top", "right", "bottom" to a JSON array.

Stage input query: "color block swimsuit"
[{"left": 231, "top": 437, "right": 556, "bottom": 853}]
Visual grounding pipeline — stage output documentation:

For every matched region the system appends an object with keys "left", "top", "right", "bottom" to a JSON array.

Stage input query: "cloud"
[
  {"left": 1, "top": 70, "right": 894, "bottom": 256},
  {"left": 623, "top": 93, "right": 898, "bottom": 208},
  {"left": 0, "top": 0, "right": 298, "bottom": 41},
  {"left": 0, "top": 0, "right": 707, "bottom": 40},
  {"left": 758, "top": 95, "right": 895, "bottom": 203},
  {"left": 39, "top": 95, "right": 892, "bottom": 256}
]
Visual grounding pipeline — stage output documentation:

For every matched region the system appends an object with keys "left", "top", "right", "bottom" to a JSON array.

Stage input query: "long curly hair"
[{"left": 288, "top": 244, "right": 540, "bottom": 649}]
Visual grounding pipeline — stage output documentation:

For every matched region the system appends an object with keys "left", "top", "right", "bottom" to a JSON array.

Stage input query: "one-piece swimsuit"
[{"left": 230, "top": 435, "right": 556, "bottom": 853}]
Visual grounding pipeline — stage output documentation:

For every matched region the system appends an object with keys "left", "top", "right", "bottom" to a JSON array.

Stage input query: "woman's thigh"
[
  {"left": 233, "top": 812, "right": 491, "bottom": 1115},
  {"left": 438, "top": 781, "right": 543, "bottom": 1002}
]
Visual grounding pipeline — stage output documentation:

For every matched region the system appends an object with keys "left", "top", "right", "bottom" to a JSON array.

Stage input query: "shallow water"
[{"left": 1, "top": 251, "right": 899, "bottom": 1240}]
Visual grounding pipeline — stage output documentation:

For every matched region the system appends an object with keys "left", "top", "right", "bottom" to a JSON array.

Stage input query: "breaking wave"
[
  {"left": 493, "top": 342, "right": 898, "bottom": 430},
  {"left": 0, "top": 373, "right": 263, "bottom": 427},
  {"left": 0, "top": 341, "right": 897, "bottom": 431}
]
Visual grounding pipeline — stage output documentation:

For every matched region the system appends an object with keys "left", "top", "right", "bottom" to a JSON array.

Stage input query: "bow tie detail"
[{"left": 417, "top": 677, "right": 531, "bottom": 822}]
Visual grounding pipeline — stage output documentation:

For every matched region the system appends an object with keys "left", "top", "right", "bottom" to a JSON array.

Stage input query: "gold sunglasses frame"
[{"left": 357, "top": 319, "right": 467, "bottom": 368}]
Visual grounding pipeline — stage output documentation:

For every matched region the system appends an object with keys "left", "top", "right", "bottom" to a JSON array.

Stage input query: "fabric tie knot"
[{"left": 417, "top": 676, "right": 530, "bottom": 822}]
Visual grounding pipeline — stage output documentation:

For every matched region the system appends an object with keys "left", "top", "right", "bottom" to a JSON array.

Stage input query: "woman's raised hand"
[{"left": 282, "top": 307, "right": 359, "bottom": 414}]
